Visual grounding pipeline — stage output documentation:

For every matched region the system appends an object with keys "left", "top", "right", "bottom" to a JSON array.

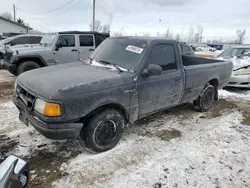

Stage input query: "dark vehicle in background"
[
  {"left": 0, "top": 155, "right": 29, "bottom": 188},
  {"left": 13, "top": 37, "right": 233, "bottom": 153},
  {"left": 217, "top": 46, "right": 250, "bottom": 59},
  {"left": 0, "top": 35, "right": 42, "bottom": 60},
  {"left": 2, "top": 31, "right": 109, "bottom": 75}
]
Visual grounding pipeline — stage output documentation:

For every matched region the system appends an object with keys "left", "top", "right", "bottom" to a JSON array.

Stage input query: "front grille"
[
  {"left": 16, "top": 84, "right": 36, "bottom": 110},
  {"left": 228, "top": 82, "right": 237, "bottom": 85}
]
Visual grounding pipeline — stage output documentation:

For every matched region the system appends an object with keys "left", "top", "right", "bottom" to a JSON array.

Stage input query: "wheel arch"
[
  {"left": 16, "top": 55, "right": 47, "bottom": 68},
  {"left": 80, "top": 103, "right": 130, "bottom": 125}
]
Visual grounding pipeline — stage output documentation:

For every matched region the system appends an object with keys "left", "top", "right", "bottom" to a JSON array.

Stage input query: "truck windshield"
[
  {"left": 90, "top": 38, "right": 148, "bottom": 70},
  {"left": 40, "top": 34, "right": 56, "bottom": 46}
]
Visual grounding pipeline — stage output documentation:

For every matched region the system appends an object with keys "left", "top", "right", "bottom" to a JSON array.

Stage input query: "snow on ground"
[
  {"left": 0, "top": 101, "right": 58, "bottom": 158},
  {"left": 219, "top": 89, "right": 250, "bottom": 101},
  {"left": 1, "top": 89, "right": 250, "bottom": 188},
  {"left": 54, "top": 109, "right": 250, "bottom": 188}
]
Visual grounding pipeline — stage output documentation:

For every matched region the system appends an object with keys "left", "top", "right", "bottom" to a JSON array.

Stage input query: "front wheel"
[
  {"left": 193, "top": 84, "right": 215, "bottom": 112},
  {"left": 17, "top": 61, "right": 40, "bottom": 75},
  {"left": 80, "top": 108, "right": 125, "bottom": 153}
]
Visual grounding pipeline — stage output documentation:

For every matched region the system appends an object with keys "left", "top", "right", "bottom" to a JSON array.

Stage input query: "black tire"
[
  {"left": 80, "top": 108, "right": 125, "bottom": 153},
  {"left": 193, "top": 84, "right": 215, "bottom": 112},
  {"left": 17, "top": 61, "right": 40, "bottom": 75}
]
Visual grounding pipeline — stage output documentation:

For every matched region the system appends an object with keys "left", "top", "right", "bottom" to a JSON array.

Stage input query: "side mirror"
[
  {"left": 142, "top": 64, "right": 163, "bottom": 77},
  {"left": 55, "top": 43, "right": 63, "bottom": 51},
  {"left": 0, "top": 155, "right": 29, "bottom": 188}
]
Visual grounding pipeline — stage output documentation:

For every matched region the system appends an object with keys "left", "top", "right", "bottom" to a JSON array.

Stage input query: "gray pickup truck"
[
  {"left": 2, "top": 31, "right": 109, "bottom": 75},
  {"left": 12, "top": 37, "right": 233, "bottom": 152}
]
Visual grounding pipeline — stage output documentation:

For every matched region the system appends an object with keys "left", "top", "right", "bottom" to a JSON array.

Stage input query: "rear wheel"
[
  {"left": 80, "top": 108, "right": 125, "bottom": 153},
  {"left": 17, "top": 61, "right": 40, "bottom": 75},
  {"left": 193, "top": 84, "right": 215, "bottom": 112}
]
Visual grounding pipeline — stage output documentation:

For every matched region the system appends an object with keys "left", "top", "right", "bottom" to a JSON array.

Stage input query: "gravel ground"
[{"left": 0, "top": 71, "right": 250, "bottom": 188}]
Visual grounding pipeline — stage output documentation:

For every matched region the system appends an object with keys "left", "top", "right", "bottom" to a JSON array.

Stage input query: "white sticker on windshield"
[{"left": 126, "top": 45, "right": 144, "bottom": 54}]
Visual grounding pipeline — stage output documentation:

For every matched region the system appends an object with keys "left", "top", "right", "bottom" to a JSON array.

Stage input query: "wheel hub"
[{"left": 95, "top": 119, "right": 117, "bottom": 146}]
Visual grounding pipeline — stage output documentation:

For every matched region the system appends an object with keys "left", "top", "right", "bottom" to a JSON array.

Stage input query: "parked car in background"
[
  {"left": 217, "top": 46, "right": 250, "bottom": 88},
  {"left": 13, "top": 37, "right": 233, "bottom": 153},
  {"left": 197, "top": 46, "right": 216, "bottom": 52},
  {"left": 0, "top": 155, "right": 29, "bottom": 188},
  {"left": 217, "top": 46, "right": 250, "bottom": 59},
  {"left": 1, "top": 31, "right": 110, "bottom": 75},
  {"left": 0, "top": 34, "right": 42, "bottom": 60}
]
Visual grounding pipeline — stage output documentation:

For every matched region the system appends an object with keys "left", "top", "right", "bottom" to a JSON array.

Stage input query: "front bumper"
[
  {"left": 13, "top": 95, "right": 83, "bottom": 140},
  {"left": 227, "top": 74, "right": 250, "bottom": 88},
  {"left": 0, "top": 60, "right": 16, "bottom": 74}
]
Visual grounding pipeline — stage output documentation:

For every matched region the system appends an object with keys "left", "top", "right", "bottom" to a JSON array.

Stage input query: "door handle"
[
  {"left": 71, "top": 49, "right": 78, "bottom": 52},
  {"left": 89, "top": 48, "right": 94, "bottom": 51},
  {"left": 175, "top": 76, "right": 181, "bottom": 81}
]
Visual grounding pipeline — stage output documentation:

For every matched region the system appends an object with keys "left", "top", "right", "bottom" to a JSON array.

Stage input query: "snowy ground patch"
[
  {"left": 219, "top": 89, "right": 250, "bottom": 101},
  {"left": 1, "top": 89, "right": 250, "bottom": 188}
]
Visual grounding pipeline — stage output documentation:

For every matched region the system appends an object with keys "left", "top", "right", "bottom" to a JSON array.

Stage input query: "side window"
[
  {"left": 29, "top": 36, "right": 42, "bottom": 44},
  {"left": 56, "top": 35, "right": 75, "bottom": 47},
  {"left": 182, "top": 44, "right": 191, "bottom": 52},
  {"left": 9, "top": 37, "right": 30, "bottom": 45},
  {"left": 79, "top": 35, "right": 94, "bottom": 47},
  {"left": 147, "top": 44, "right": 177, "bottom": 71}
]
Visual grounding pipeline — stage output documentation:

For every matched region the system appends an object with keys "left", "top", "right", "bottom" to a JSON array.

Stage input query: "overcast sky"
[{"left": 1, "top": 0, "right": 250, "bottom": 42}]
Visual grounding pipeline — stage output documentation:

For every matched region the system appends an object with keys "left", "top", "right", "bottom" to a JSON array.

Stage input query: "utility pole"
[
  {"left": 13, "top": 4, "right": 16, "bottom": 22},
  {"left": 92, "top": 0, "right": 96, "bottom": 31}
]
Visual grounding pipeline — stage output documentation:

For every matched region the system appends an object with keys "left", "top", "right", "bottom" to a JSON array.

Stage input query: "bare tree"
[
  {"left": 164, "top": 29, "right": 173, "bottom": 39},
  {"left": 17, "top": 18, "right": 24, "bottom": 25},
  {"left": 89, "top": 20, "right": 103, "bottom": 32},
  {"left": 102, "top": 24, "right": 110, "bottom": 33},
  {"left": 187, "top": 26, "right": 194, "bottom": 42},
  {"left": 112, "top": 28, "right": 126, "bottom": 37},
  {"left": 143, "top": 32, "right": 151, "bottom": 37},
  {"left": 175, "top": 33, "right": 181, "bottom": 42},
  {"left": 194, "top": 25, "right": 203, "bottom": 43},
  {"left": 236, "top": 29, "right": 246, "bottom": 44},
  {"left": 0, "top": 12, "right": 13, "bottom": 20}
]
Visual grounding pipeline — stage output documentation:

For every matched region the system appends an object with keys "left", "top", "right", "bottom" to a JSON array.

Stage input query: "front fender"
[{"left": 15, "top": 54, "right": 48, "bottom": 66}]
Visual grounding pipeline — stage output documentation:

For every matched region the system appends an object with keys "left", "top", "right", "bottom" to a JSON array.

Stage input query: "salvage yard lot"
[{"left": 1, "top": 70, "right": 250, "bottom": 188}]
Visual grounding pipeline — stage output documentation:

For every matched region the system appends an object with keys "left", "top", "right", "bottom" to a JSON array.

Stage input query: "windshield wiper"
[
  {"left": 234, "top": 64, "right": 250, "bottom": 71},
  {"left": 98, "top": 60, "right": 124, "bottom": 72}
]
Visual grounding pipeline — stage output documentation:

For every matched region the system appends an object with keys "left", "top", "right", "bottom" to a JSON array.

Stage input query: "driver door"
[
  {"left": 54, "top": 34, "right": 79, "bottom": 64},
  {"left": 138, "top": 43, "right": 183, "bottom": 118}
]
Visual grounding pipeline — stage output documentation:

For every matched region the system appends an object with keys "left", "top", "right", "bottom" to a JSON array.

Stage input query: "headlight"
[
  {"left": 34, "top": 98, "right": 61, "bottom": 117},
  {"left": 234, "top": 69, "right": 250, "bottom": 75}
]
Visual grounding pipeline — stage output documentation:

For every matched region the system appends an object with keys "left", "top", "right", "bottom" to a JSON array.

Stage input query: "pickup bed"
[{"left": 12, "top": 37, "right": 233, "bottom": 152}]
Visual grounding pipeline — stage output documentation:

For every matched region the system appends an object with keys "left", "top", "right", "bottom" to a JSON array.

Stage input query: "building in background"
[{"left": 0, "top": 16, "right": 32, "bottom": 37}]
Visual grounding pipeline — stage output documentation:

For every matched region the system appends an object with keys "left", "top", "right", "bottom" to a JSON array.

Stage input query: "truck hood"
[
  {"left": 0, "top": 44, "right": 47, "bottom": 53},
  {"left": 17, "top": 62, "right": 133, "bottom": 100},
  {"left": 1, "top": 45, "right": 52, "bottom": 55}
]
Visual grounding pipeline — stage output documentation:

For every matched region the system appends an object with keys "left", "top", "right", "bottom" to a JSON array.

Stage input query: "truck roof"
[
  {"left": 58, "top": 31, "right": 110, "bottom": 36},
  {"left": 112, "top": 36, "right": 177, "bottom": 42}
]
